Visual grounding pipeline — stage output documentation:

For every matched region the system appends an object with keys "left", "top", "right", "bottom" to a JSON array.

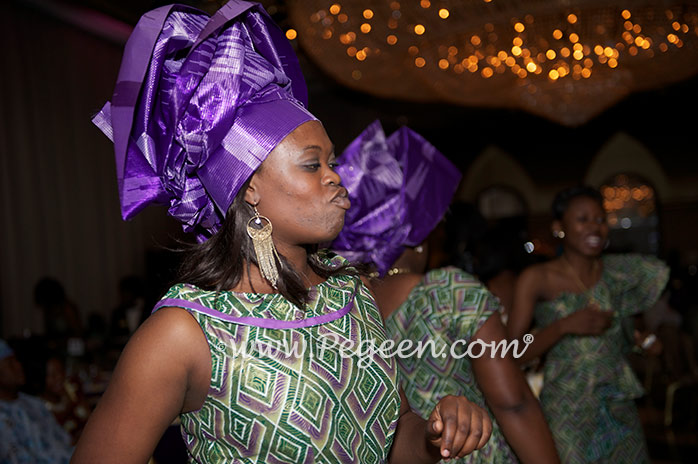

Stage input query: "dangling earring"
[
  {"left": 247, "top": 206, "right": 281, "bottom": 288},
  {"left": 553, "top": 230, "right": 565, "bottom": 239},
  {"left": 415, "top": 245, "right": 424, "bottom": 253}
]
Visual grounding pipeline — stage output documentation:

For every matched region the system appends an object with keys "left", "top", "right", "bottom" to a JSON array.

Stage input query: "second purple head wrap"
[
  {"left": 93, "top": 1, "right": 316, "bottom": 241},
  {"left": 331, "top": 120, "right": 462, "bottom": 277}
]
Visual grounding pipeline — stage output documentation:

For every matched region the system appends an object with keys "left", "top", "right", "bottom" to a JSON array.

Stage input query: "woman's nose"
[{"left": 324, "top": 166, "right": 341, "bottom": 185}]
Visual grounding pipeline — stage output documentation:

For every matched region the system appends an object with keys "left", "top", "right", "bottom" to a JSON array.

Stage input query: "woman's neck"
[
  {"left": 277, "top": 243, "right": 323, "bottom": 285},
  {"left": 561, "top": 249, "right": 600, "bottom": 273},
  {"left": 560, "top": 249, "right": 602, "bottom": 289},
  {"left": 371, "top": 273, "right": 424, "bottom": 319},
  {"left": 233, "top": 243, "right": 320, "bottom": 293}
]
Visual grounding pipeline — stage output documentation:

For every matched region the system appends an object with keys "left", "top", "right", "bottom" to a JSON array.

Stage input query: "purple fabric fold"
[
  {"left": 92, "top": 1, "right": 316, "bottom": 241},
  {"left": 331, "top": 120, "right": 462, "bottom": 277}
]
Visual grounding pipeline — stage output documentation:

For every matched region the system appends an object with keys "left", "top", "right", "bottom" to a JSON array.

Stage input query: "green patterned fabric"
[
  {"left": 534, "top": 254, "right": 670, "bottom": 463},
  {"left": 156, "top": 255, "right": 401, "bottom": 463},
  {"left": 384, "top": 267, "right": 518, "bottom": 463}
]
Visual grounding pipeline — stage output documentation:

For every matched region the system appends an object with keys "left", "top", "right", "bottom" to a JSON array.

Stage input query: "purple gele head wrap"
[
  {"left": 92, "top": 1, "right": 317, "bottom": 241},
  {"left": 331, "top": 120, "right": 462, "bottom": 277}
]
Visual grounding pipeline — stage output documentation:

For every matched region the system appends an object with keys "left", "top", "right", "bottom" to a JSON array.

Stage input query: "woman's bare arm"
[
  {"left": 472, "top": 314, "right": 559, "bottom": 463},
  {"left": 71, "top": 307, "right": 210, "bottom": 463},
  {"left": 506, "top": 266, "right": 542, "bottom": 341}
]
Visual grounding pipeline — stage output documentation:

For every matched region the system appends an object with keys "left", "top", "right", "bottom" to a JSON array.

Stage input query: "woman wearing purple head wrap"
[
  {"left": 72, "top": 2, "right": 492, "bottom": 463},
  {"left": 331, "top": 121, "right": 560, "bottom": 464}
]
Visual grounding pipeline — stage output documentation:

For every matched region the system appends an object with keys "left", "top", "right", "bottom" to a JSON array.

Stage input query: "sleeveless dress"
[
  {"left": 154, "top": 256, "right": 400, "bottom": 463},
  {"left": 383, "top": 267, "right": 518, "bottom": 463},
  {"left": 534, "top": 254, "right": 669, "bottom": 463}
]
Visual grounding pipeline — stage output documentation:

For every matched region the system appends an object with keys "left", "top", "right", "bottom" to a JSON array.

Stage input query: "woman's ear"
[
  {"left": 244, "top": 174, "right": 260, "bottom": 206},
  {"left": 551, "top": 219, "right": 563, "bottom": 238}
]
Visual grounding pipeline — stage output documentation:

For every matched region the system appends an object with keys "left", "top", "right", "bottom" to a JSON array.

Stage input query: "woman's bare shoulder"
[
  {"left": 518, "top": 261, "right": 549, "bottom": 283},
  {"left": 114, "top": 306, "right": 209, "bottom": 379}
]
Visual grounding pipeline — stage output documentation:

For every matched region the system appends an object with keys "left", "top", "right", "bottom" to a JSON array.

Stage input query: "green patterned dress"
[
  {"left": 383, "top": 267, "right": 518, "bottom": 463},
  {"left": 534, "top": 254, "right": 669, "bottom": 463},
  {"left": 154, "top": 256, "right": 401, "bottom": 463}
]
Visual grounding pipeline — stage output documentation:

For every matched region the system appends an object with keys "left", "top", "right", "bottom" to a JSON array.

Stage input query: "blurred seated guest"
[
  {"left": 33, "top": 277, "right": 83, "bottom": 343},
  {"left": 0, "top": 338, "right": 73, "bottom": 463},
  {"left": 84, "top": 312, "right": 109, "bottom": 368},
  {"left": 9, "top": 337, "right": 91, "bottom": 445},
  {"left": 108, "top": 275, "right": 147, "bottom": 351},
  {"left": 42, "top": 356, "right": 91, "bottom": 444}
]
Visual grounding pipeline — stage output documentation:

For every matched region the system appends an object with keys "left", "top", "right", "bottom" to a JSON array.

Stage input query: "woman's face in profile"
[
  {"left": 560, "top": 196, "right": 609, "bottom": 256},
  {"left": 247, "top": 120, "right": 350, "bottom": 249}
]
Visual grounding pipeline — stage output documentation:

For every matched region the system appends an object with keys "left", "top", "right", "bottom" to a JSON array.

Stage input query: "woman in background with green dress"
[
  {"left": 506, "top": 185, "right": 669, "bottom": 463},
  {"left": 331, "top": 120, "right": 560, "bottom": 464}
]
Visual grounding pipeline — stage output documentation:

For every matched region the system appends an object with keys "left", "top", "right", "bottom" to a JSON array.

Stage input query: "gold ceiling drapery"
[{"left": 287, "top": 0, "right": 698, "bottom": 126}]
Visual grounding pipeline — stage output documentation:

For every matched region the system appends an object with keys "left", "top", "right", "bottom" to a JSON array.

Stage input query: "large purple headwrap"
[
  {"left": 331, "top": 120, "right": 462, "bottom": 277},
  {"left": 92, "top": 1, "right": 316, "bottom": 241}
]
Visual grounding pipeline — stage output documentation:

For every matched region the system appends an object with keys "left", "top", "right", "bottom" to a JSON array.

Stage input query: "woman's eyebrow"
[{"left": 303, "top": 143, "right": 335, "bottom": 151}]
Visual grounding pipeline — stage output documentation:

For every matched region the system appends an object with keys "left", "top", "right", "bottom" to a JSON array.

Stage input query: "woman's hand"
[
  {"left": 425, "top": 395, "right": 492, "bottom": 460},
  {"left": 561, "top": 306, "right": 613, "bottom": 336}
]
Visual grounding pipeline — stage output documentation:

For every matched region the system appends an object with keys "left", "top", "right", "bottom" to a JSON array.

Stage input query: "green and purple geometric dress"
[
  {"left": 154, "top": 256, "right": 401, "bottom": 463},
  {"left": 534, "top": 254, "right": 669, "bottom": 463},
  {"left": 383, "top": 267, "right": 519, "bottom": 463}
]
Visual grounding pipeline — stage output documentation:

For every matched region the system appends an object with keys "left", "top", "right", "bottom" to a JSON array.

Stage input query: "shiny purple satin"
[
  {"left": 331, "top": 121, "right": 462, "bottom": 277},
  {"left": 92, "top": 1, "right": 316, "bottom": 241}
]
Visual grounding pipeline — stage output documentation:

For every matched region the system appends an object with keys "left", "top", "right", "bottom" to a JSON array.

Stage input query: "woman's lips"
[
  {"left": 331, "top": 189, "right": 351, "bottom": 210},
  {"left": 585, "top": 235, "right": 602, "bottom": 247}
]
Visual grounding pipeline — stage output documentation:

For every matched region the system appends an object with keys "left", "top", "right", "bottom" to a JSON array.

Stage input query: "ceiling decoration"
[{"left": 288, "top": 0, "right": 698, "bottom": 126}]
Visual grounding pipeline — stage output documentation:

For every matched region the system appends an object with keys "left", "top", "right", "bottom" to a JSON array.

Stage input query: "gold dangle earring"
[{"left": 246, "top": 206, "right": 281, "bottom": 288}]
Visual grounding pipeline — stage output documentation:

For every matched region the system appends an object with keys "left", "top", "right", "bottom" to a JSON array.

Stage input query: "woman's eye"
[
  {"left": 329, "top": 161, "right": 339, "bottom": 169},
  {"left": 304, "top": 163, "right": 320, "bottom": 170}
]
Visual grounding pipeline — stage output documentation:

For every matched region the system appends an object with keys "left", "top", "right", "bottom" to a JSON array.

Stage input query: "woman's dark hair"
[
  {"left": 176, "top": 177, "right": 353, "bottom": 308},
  {"left": 551, "top": 185, "right": 604, "bottom": 220},
  {"left": 442, "top": 202, "right": 488, "bottom": 274}
]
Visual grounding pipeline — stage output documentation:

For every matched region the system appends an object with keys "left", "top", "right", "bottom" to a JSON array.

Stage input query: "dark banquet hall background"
[{"left": 1, "top": 0, "right": 698, "bottom": 462}]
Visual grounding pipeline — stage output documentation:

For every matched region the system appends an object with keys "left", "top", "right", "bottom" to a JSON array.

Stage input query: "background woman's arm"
[
  {"left": 472, "top": 314, "right": 559, "bottom": 463},
  {"left": 506, "top": 267, "right": 541, "bottom": 341}
]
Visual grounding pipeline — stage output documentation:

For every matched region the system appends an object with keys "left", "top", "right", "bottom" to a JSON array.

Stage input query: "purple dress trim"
[{"left": 153, "top": 295, "right": 355, "bottom": 329}]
